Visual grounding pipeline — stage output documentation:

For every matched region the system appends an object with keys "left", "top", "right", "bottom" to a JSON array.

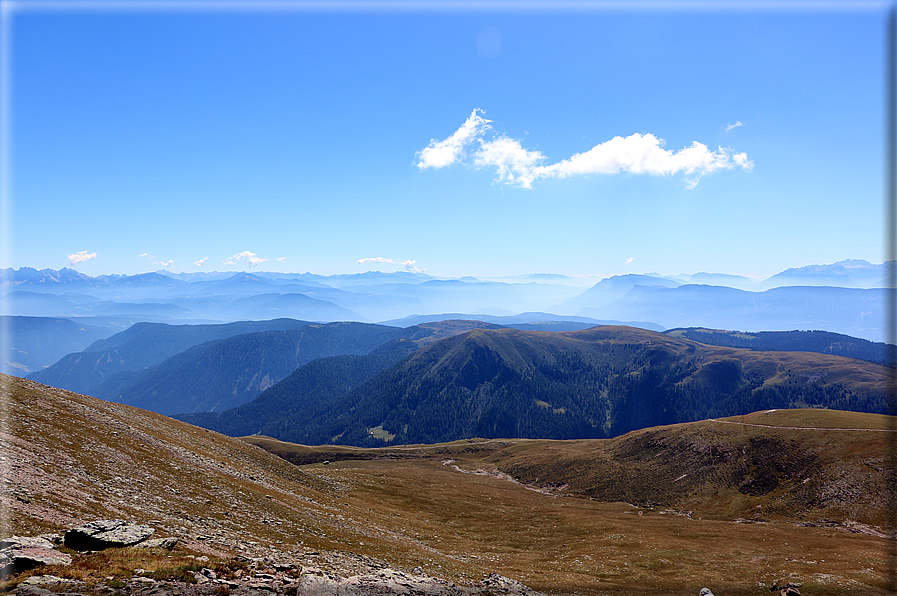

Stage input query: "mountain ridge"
[{"left": 204, "top": 325, "right": 890, "bottom": 448}]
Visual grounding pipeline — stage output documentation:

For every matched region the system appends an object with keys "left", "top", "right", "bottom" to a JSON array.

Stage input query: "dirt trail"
[{"left": 708, "top": 419, "right": 896, "bottom": 432}]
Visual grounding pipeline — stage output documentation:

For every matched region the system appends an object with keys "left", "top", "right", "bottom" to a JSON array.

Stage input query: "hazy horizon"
[{"left": 3, "top": 256, "right": 891, "bottom": 286}]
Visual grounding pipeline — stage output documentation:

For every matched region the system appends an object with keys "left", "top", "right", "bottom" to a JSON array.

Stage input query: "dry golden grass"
[
  {"left": 249, "top": 408, "right": 897, "bottom": 594},
  {"left": 3, "top": 374, "right": 893, "bottom": 595},
  {"left": 276, "top": 453, "right": 890, "bottom": 595},
  {"left": 0, "top": 544, "right": 243, "bottom": 593}
]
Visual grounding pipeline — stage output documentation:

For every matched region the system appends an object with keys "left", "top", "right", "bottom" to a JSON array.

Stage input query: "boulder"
[
  {"left": 0, "top": 537, "right": 55, "bottom": 550},
  {"left": 63, "top": 520, "right": 154, "bottom": 551},
  {"left": 20, "top": 575, "right": 76, "bottom": 586},
  {"left": 770, "top": 581, "right": 802, "bottom": 595},
  {"left": 0, "top": 536, "right": 72, "bottom": 578}
]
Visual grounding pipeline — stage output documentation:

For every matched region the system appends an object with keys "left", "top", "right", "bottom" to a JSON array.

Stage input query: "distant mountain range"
[
  {"left": 2, "top": 259, "right": 892, "bottom": 342},
  {"left": 571, "top": 283, "right": 886, "bottom": 342},
  {"left": 5, "top": 259, "right": 890, "bottom": 291}
]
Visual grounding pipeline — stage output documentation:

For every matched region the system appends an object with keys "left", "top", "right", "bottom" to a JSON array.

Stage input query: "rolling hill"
[
  {"left": 665, "top": 327, "right": 892, "bottom": 365},
  {"left": 92, "top": 322, "right": 427, "bottom": 415}
]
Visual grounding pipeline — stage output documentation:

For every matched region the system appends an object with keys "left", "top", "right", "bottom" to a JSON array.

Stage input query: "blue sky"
[{"left": 3, "top": 1, "right": 890, "bottom": 279}]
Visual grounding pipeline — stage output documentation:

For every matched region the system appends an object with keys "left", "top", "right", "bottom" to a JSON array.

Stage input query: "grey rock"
[
  {"left": 15, "top": 587, "right": 55, "bottom": 596},
  {"left": 770, "top": 581, "right": 802, "bottom": 595},
  {"left": 64, "top": 519, "right": 154, "bottom": 551},
  {"left": 21, "top": 575, "right": 80, "bottom": 586},
  {"left": 132, "top": 537, "right": 178, "bottom": 550},
  {"left": 481, "top": 572, "right": 537, "bottom": 592}
]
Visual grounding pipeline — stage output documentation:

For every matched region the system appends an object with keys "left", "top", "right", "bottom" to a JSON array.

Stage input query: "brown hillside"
[{"left": 3, "top": 374, "right": 893, "bottom": 595}]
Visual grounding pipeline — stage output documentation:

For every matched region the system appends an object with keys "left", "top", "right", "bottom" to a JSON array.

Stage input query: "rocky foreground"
[
  {"left": 13, "top": 567, "right": 542, "bottom": 596},
  {"left": 2, "top": 519, "right": 544, "bottom": 595}
]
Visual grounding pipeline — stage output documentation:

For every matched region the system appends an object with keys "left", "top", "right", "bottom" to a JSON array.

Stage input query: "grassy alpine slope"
[
  {"left": 249, "top": 408, "right": 895, "bottom": 595},
  {"left": 3, "top": 374, "right": 893, "bottom": 595}
]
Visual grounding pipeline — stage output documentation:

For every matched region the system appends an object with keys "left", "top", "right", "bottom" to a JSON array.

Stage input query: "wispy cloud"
[
  {"left": 725, "top": 120, "right": 746, "bottom": 132},
  {"left": 357, "top": 257, "right": 424, "bottom": 273},
  {"left": 223, "top": 251, "right": 267, "bottom": 266},
  {"left": 417, "top": 109, "right": 753, "bottom": 189},
  {"left": 276, "top": 257, "right": 286, "bottom": 262},
  {"left": 155, "top": 260, "right": 174, "bottom": 268},
  {"left": 194, "top": 257, "right": 208, "bottom": 267},
  {"left": 625, "top": 256, "right": 634, "bottom": 265},
  {"left": 139, "top": 252, "right": 156, "bottom": 260},
  {"left": 67, "top": 251, "right": 97, "bottom": 265}
]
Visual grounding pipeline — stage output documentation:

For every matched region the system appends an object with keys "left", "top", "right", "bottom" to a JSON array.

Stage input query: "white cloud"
[
  {"left": 625, "top": 257, "right": 634, "bottom": 265},
  {"left": 725, "top": 120, "right": 746, "bottom": 132},
  {"left": 155, "top": 260, "right": 174, "bottom": 268},
  {"left": 139, "top": 252, "right": 148, "bottom": 258},
  {"left": 139, "top": 252, "right": 155, "bottom": 260},
  {"left": 416, "top": 109, "right": 491, "bottom": 169},
  {"left": 67, "top": 251, "right": 97, "bottom": 265},
  {"left": 194, "top": 257, "right": 208, "bottom": 267},
  {"left": 223, "top": 251, "right": 267, "bottom": 266},
  {"left": 276, "top": 257, "right": 286, "bottom": 262},
  {"left": 475, "top": 137, "right": 546, "bottom": 189},
  {"left": 417, "top": 110, "right": 753, "bottom": 189},
  {"left": 357, "top": 257, "right": 424, "bottom": 273}
]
